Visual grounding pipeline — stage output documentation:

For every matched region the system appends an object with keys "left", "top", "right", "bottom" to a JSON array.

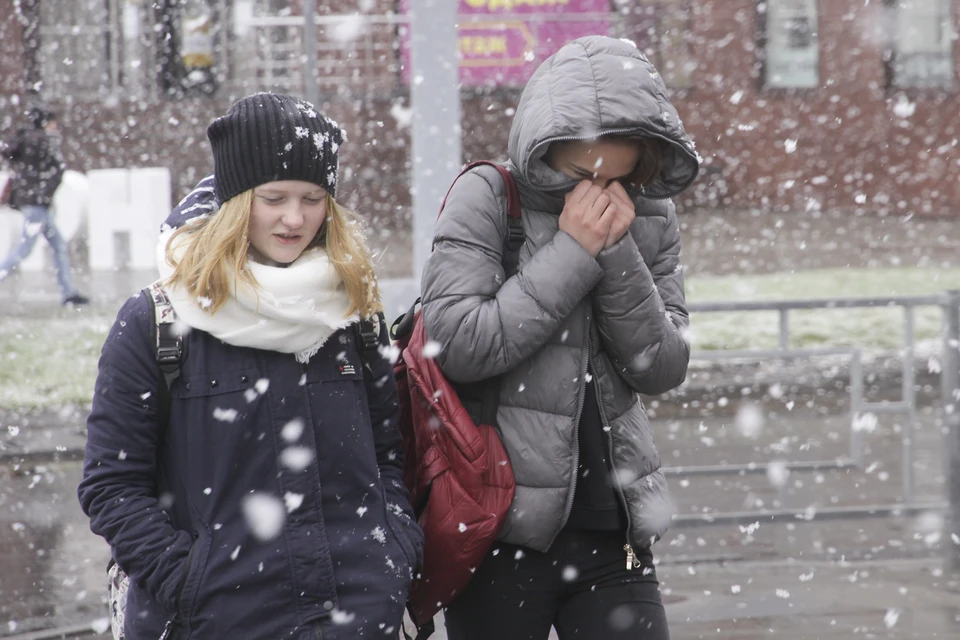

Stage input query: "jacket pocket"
[
  {"left": 176, "top": 533, "right": 211, "bottom": 625},
  {"left": 381, "top": 488, "right": 422, "bottom": 572}
]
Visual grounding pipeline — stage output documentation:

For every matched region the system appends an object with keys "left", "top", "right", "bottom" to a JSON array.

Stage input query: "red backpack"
[{"left": 391, "top": 162, "right": 522, "bottom": 636}]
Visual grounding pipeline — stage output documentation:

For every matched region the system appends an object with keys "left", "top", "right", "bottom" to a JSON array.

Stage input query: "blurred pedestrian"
[
  {"left": 0, "top": 105, "right": 88, "bottom": 305},
  {"left": 78, "top": 93, "right": 422, "bottom": 640},
  {"left": 420, "top": 36, "right": 699, "bottom": 639}
]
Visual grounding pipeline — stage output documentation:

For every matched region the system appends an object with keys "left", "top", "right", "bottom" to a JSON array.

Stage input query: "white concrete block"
[
  {"left": 53, "top": 169, "right": 90, "bottom": 242},
  {"left": 87, "top": 168, "right": 171, "bottom": 271}
]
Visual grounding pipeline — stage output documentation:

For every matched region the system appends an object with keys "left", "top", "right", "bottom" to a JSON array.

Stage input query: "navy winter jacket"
[{"left": 79, "top": 189, "right": 423, "bottom": 638}]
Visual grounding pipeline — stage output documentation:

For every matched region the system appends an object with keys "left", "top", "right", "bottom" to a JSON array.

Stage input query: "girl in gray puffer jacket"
[{"left": 420, "top": 36, "right": 699, "bottom": 639}]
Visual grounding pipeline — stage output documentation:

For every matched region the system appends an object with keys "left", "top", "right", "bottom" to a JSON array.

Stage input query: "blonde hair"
[{"left": 165, "top": 190, "right": 382, "bottom": 318}]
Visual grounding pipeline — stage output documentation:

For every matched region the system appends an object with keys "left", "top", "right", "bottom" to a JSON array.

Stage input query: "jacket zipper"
[
  {"left": 300, "top": 362, "right": 323, "bottom": 512},
  {"left": 623, "top": 544, "right": 641, "bottom": 570},
  {"left": 546, "top": 315, "right": 592, "bottom": 549},
  {"left": 589, "top": 332, "right": 638, "bottom": 570},
  {"left": 300, "top": 360, "right": 339, "bottom": 614},
  {"left": 529, "top": 128, "right": 675, "bottom": 200},
  {"left": 159, "top": 615, "right": 179, "bottom": 640}
]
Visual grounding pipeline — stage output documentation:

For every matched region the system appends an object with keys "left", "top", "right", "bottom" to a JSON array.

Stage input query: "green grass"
[
  {"left": 686, "top": 267, "right": 960, "bottom": 352},
  {"left": 0, "top": 314, "right": 110, "bottom": 411},
  {"left": 0, "top": 267, "right": 957, "bottom": 411}
]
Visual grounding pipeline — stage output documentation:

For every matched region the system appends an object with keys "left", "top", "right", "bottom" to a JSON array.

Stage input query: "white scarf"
[{"left": 156, "top": 230, "right": 358, "bottom": 363}]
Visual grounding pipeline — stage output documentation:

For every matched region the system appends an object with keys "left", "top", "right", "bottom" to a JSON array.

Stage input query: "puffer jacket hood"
[{"left": 508, "top": 36, "right": 700, "bottom": 199}]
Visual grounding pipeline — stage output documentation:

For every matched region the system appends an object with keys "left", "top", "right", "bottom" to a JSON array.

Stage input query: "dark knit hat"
[{"left": 207, "top": 93, "right": 345, "bottom": 203}]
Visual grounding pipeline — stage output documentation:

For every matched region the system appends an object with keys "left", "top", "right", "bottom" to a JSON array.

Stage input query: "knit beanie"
[{"left": 207, "top": 93, "right": 345, "bottom": 203}]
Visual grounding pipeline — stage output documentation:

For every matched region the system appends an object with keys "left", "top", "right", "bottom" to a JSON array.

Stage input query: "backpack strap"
[
  {"left": 355, "top": 313, "right": 382, "bottom": 353},
  {"left": 143, "top": 282, "right": 186, "bottom": 429},
  {"left": 391, "top": 161, "right": 524, "bottom": 343},
  {"left": 455, "top": 161, "right": 524, "bottom": 275},
  {"left": 457, "top": 162, "right": 522, "bottom": 428},
  {"left": 431, "top": 161, "right": 524, "bottom": 429},
  {"left": 390, "top": 297, "right": 420, "bottom": 342}
]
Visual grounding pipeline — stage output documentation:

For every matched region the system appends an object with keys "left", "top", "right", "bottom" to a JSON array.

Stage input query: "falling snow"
[
  {"left": 242, "top": 493, "right": 285, "bottom": 541},
  {"left": 280, "top": 446, "right": 315, "bottom": 472}
]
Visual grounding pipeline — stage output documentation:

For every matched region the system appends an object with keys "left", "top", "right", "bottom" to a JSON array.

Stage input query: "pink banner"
[{"left": 400, "top": 0, "right": 610, "bottom": 86}]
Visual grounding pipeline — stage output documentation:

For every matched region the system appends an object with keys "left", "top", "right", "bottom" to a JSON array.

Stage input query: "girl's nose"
[
  {"left": 591, "top": 177, "right": 611, "bottom": 189},
  {"left": 280, "top": 204, "right": 305, "bottom": 228}
]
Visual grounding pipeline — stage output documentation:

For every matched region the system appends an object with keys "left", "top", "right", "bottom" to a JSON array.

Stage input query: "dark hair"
[
  {"left": 627, "top": 137, "right": 663, "bottom": 188},
  {"left": 27, "top": 105, "right": 55, "bottom": 129}
]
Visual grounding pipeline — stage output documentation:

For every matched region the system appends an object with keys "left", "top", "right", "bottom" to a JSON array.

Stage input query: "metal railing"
[{"left": 668, "top": 292, "right": 960, "bottom": 570}]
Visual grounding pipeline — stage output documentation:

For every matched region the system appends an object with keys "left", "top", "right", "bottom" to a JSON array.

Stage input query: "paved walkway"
[
  {"left": 3, "top": 270, "right": 959, "bottom": 640},
  {"left": 2, "top": 411, "right": 958, "bottom": 639},
  {"left": 410, "top": 556, "right": 960, "bottom": 640}
]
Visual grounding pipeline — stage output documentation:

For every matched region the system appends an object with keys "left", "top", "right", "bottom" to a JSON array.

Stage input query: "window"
[
  {"left": 762, "top": 0, "right": 819, "bottom": 89},
  {"left": 614, "top": 0, "right": 696, "bottom": 90},
  {"left": 237, "top": 1, "right": 400, "bottom": 95},
  {"left": 29, "top": 0, "right": 231, "bottom": 100},
  {"left": 36, "top": 0, "right": 117, "bottom": 96},
  {"left": 152, "top": 0, "right": 228, "bottom": 97},
  {"left": 887, "top": 0, "right": 954, "bottom": 89}
]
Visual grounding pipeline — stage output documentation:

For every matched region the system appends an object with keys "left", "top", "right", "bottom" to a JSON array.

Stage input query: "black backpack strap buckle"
[
  {"left": 157, "top": 326, "right": 185, "bottom": 367},
  {"left": 506, "top": 216, "right": 524, "bottom": 252},
  {"left": 357, "top": 313, "right": 382, "bottom": 351}
]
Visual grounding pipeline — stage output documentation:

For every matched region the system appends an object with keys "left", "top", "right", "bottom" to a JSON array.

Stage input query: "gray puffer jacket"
[{"left": 420, "top": 36, "right": 700, "bottom": 553}]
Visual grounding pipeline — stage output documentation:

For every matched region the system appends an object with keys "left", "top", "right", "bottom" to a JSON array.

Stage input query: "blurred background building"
[{"left": 0, "top": 0, "right": 957, "bottom": 251}]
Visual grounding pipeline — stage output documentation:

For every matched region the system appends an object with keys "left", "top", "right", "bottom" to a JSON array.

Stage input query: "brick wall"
[
  {"left": 1, "top": 0, "right": 959, "bottom": 232},
  {"left": 0, "top": 0, "right": 24, "bottom": 96}
]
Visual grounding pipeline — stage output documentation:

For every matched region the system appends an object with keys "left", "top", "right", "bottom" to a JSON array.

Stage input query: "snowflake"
[
  {"left": 331, "top": 608, "right": 355, "bottom": 625},
  {"left": 297, "top": 102, "right": 318, "bottom": 118},
  {"left": 213, "top": 407, "right": 238, "bottom": 422},
  {"left": 284, "top": 492, "right": 304, "bottom": 513}
]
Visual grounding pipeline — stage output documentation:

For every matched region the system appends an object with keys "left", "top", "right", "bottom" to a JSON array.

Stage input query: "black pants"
[{"left": 443, "top": 529, "right": 670, "bottom": 640}]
